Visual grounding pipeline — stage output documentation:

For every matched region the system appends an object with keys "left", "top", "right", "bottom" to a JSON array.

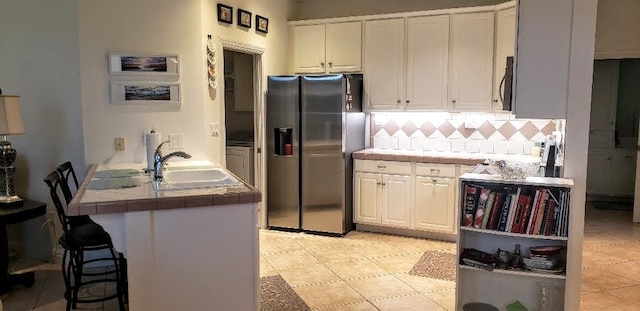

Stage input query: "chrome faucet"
[{"left": 153, "top": 141, "right": 192, "bottom": 182}]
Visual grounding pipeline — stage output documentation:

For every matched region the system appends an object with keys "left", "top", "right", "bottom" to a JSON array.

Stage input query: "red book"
[
  {"left": 473, "top": 188, "right": 492, "bottom": 228},
  {"left": 528, "top": 189, "right": 546, "bottom": 234},
  {"left": 487, "top": 192, "right": 504, "bottom": 230},
  {"left": 545, "top": 199, "right": 557, "bottom": 236},
  {"left": 511, "top": 194, "right": 528, "bottom": 233},
  {"left": 463, "top": 186, "right": 479, "bottom": 227},
  {"left": 519, "top": 195, "right": 533, "bottom": 234}
]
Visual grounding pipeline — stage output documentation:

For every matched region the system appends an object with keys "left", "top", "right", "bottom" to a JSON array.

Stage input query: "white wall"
[
  {"left": 294, "top": 0, "right": 503, "bottom": 20},
  {"left": 78, "top": 0, "right": 293, "bottom": 166},
  {"left": 0, "top": 0, "right": 84, "bottom": 259}
]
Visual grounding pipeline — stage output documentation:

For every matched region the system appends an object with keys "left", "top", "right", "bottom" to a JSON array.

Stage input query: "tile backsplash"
[{"left": 370, "top": 112, "right": 564, "bottom": 155}]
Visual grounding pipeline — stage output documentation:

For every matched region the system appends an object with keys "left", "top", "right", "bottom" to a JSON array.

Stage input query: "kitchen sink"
[{"left": 152, "top": 168, "right": 242, "bottom": 191}]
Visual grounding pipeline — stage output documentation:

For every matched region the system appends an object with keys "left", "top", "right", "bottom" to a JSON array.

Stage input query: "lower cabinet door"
[
  {"left": 354, "top": 172, "right": 382, "bottom": 224},
  {"left": 414, "top": 176, "right": 456, "bottom": 233},
  {"left": 381, "top": 174, "right": 411, "bottom": 228}
]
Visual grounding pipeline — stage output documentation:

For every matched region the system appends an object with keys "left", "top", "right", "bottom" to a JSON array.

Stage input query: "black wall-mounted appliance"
[{"left": 500, "top": 56, "right": 514, "bottom": 111}]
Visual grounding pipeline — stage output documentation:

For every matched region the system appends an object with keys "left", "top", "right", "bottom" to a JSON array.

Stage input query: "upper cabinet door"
[
  {"left": 405, "top": 15, "right": 450, "bottom": 111},
  {"left": 590, "top": 60, "right": 619, "bottom": 132},
  {"left": 326, "top": 22, "right": 362, "bottom": 73},
  {"left": 513, "top": 0, "right": 572, "bottom": 119},
  {"left": 449, "top": 12, "right": 495, "bottom": 111},
  {"left": 292, "top": 25, "right": 326, "bottom": 74},
  {"left": 595, "top": 0, "right": 640, "bottom": 59},
  {"left": 493, "top": 7, "right": 516, "bottom": 110},
  {"left": 364, "top": 19, "right": 404, "bottom": 111}
]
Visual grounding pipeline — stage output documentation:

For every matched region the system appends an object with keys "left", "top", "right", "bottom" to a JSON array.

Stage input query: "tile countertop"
[
  {"left": 353, "top": 149, "right": 541, "bottom": 165},
  {"left": 67, "top": 161, "right": 261, "bottom": 216}
]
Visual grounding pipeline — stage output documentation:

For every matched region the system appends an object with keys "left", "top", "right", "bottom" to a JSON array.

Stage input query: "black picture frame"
[
  {"left": 237, "top": 9, "right": 252, "bottom": 28},
  {"left": 217, "top": 3, "right": 233, "bottom": 24},
  {"left": 256, "top": 15, "right": 269, "bottom": 33}
]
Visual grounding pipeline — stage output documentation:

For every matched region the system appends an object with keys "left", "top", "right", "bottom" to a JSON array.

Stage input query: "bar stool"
[
  {"left": 44, "top": 171, "right": 127, "bottom": 311},
  {"left": 56, "top": 161, "right": 95, "bottom": 228}
]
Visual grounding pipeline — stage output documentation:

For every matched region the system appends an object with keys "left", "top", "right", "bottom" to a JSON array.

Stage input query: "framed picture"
[
  {"left": 256, "top": 15, "right": 269, "bottom": 33},
  {"left": 217, "top": 3, "right": 233, "bottom": 24},
  {"left": 109, "top": 53, "right": 179, "bottom": 76},
  {"left": 110, "top": 82, "right": 181, "bottom": 105},
  {"left": 238, "top": 9, "right": 252, "bottom": 28}
]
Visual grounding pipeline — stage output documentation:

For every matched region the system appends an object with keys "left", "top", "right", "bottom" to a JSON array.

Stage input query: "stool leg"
[
  {"left": 108, "top": 248, "right": 126, "bottom": 311},
  {"left": 71, "top": 250, "right": 84, "bottom": 309}
]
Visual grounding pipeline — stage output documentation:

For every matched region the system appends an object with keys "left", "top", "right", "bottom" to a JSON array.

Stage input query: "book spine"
[
  {"left": 519, "top": 195, "right": 533, "bottom": 234},
  {"left": 511, "top": 194, "right": 528, "bottom": 233},
  {"left": 505, "top": 188, "right": 521, "bottom": 232},
  {"left": 545, "top": 199, "right": 557, "bottom": 236},
  {"left": 535, "top": 194, "right": 551, "bottom": 235},
  {"left": 481, "top": 191, "right": 496, "bottom": 229},
  {"left": 497, "top": 193, "right": 513, "bottom": 231},
  {"left": 473, "top": 188, "right": 492, "bottom": 228},
  {"left": 529, "top": 189, "right": 547, "bottom": 234},
  {"left": 526, "top": 189, "right": 541, "bottom": 234},
  {"left": 487, "top": 192, "right": 504, "bottom": 230},
  {"left": 463, "top": 185, "right": 479, "bottom": 227}
]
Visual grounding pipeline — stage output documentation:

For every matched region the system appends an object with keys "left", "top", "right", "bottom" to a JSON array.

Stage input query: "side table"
[{"left": 0, "top": 199, "right": 46, "bottom": 293}]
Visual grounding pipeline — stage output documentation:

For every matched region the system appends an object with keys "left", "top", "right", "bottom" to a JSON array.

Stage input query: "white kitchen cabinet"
[
  {"left": 326, "top": 22, "right": 362, "bottom": 73},
  {"left": 493, "top": 6, "right": 516, "bottom": 110},
  {"left": 610, "top": 149, "right": 637, "bottom": 196},
  {"left": 414, "top": 176, "right": 456, "bottom": 233},
  {"left": 291, "top": 24, "right": 326, "bottom": 74},
  {"left": 587, "top": 149, "right": 610, "bottom": 195},
  {"left": 354, "top": 172, "right": 382, "bottom": 224},
  {"left": 226, "top": 146, "right": 254, "bottom": 185},
  {"left": 595, "top": 0, "right": 640, "bottom": 59},
  {"left": 590, "top": 60, "right": 618, "bottom": 133},
  {"left": 513, "top": 0, "right": 573, "bottom": 119},
  {"left": 381, "top": 174, "right": 411, "bottom": 228},
  {"left": 291, "top": 22, "right": 362, "bottom": 74},
  {"left": 363, "top": 18, "right": 404, "bottom": 111},
  {"left": 405, "top": 15, "right": 450, "bottom": 111},
  {"left": 449, "top": 12, "right": 495, "bottom": 111}
]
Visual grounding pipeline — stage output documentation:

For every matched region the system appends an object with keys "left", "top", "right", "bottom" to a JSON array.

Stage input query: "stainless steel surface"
[
  {"left": 153, "top": 141, "right": 192, "bottom": 182},
  {"left": 267, "top": 76, "right": 300, "bottom": 230},
  {"left": 266, "top": 74, "right": 364, "bottom": 235}
]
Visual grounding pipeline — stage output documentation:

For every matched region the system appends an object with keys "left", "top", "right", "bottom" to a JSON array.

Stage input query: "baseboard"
[{"left": 355, "top": 224, "right": 457, "bottom": 242}]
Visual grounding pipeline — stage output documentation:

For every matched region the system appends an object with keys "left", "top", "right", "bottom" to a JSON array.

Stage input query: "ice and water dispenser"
[{"left": 274, "top": 128, "right": 293, "bottom": 156}]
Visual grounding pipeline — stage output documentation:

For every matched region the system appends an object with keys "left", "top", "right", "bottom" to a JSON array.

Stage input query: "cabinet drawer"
[
  {"left": 355, "top": 160, "right": 411, "bottom": 175},
  {"left": 415, "top": 163, "right": 456, "bottom": 177}
]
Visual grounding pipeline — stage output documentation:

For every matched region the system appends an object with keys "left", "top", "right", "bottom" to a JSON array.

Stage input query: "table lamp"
[{"left": 0, "top": 90, "right": 25, "bottom": 205}]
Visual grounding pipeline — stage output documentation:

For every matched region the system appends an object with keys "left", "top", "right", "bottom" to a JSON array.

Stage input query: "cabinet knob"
[
  {"left": 492, "top": 99, "right": 498, "bottom": 103},
  {"left": 432, "top": 178, "right": 438, "bottom": 183},
  {"left": 320, "top": 62, "right": 325, "bottom": 68},
  {"left": 397, "top": 100, "right": 401, "bottom": 104},
  {"left": 406, "top": 100, "right": 410, "bottom": 104},
  {"left": 377, "top": 165, "right": 386, "bottom": 169},
  {"left": 328, "top": 62, "right": 333, "bottom": 68},
  {"left": 376, "top": 182, "right": 382, "bottom": 185},
  {"left": 381, "top": 183, "right": 386, "bottom": 186},
  {"left": 451, "top": 100, "right": 457, "bottom": 105}
]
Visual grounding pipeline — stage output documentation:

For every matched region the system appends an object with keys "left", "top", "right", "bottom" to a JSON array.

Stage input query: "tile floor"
[{"left": 1, "top": 202, "right": 639, "bottom": 310}]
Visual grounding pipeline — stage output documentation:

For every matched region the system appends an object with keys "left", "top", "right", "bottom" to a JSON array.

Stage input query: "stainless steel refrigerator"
[{"left": 266, "top": 74, "right": 365, "bottom": 235}]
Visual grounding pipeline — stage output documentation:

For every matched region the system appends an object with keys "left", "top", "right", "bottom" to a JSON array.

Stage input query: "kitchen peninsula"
[{"left": 68, "top": 161, "right": 261, "bottom": 311}]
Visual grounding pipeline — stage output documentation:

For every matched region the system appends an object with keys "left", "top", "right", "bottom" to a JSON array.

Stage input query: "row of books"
[{"left": 461, "top": 183, "right": 570, "bottom": 237}]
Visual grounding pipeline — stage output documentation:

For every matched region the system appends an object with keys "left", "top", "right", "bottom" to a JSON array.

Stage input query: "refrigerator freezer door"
[
  {"left": 267, "top": 76, "right": 300, "bottom": 230},
  {"left": 301, "top": 75, "right": 346, "bottom": 234}
]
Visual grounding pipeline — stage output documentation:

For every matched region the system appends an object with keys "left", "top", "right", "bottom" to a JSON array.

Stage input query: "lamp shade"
[{"left": 0, "top": 96, "right": 25, "bottom": 135}]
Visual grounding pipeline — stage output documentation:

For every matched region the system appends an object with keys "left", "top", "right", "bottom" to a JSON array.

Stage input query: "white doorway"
[{"left": 221, "top": 40, "right": 267, "bottom": 228}]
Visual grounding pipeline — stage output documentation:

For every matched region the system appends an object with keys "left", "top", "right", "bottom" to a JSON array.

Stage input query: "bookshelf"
[{"left": 456, "top": 173, "right": 577, "bottom": 311}]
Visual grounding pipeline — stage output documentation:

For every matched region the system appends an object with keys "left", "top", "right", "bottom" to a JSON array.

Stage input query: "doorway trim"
[{"left": 221, "top": 39, "right": 267, "bottom": 228}]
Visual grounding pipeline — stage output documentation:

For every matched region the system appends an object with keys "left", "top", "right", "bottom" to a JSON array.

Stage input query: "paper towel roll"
[{"left": 145, "top": 131, "right": 161, "bottom": 171}]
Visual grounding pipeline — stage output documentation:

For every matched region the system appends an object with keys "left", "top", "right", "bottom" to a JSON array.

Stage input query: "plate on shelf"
[
  {"left": 529, "top": 246, "right": 564, "bottom": 256},
  {"left": 525, "top": 265, "right": 564, "bottom": 274},
  {"left": 207, "top": 37, "right": 216, "bottom": 53}
]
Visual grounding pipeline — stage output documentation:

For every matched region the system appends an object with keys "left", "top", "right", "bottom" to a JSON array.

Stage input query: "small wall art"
[
  {"left": 256, "top": 15, "right": 269, "bottom": 33},
  {"left": 109, "top": 53, "right": 179, "bottom": 76},
  {"left": 110, "top": 81, "right": 181, "bottom": 105},
  {"left": 238, "top": 9, "right": 252, "bottom": 28},
  {"left": 217, "top": 3, "right": 233, "bottom": 24}
]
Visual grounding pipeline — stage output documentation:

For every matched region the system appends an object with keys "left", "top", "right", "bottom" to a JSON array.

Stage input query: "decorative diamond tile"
[
  {"left": 477, "top": 121, "right": 497, "bottom": 139},
  {"left": 373, "top": 125, "right": 384, "bottom": 136},
  {"left": 448, "top": 131, "right": 465, "bottom": 139},
  {"left": 468, "top": 131, "right": 485, "bottom": 140},
  {"left": 519, "top": 121, "right": 539, "bottom": 140},
  {"left": 374, "top": 129, "right": 389, "bottom": 137},
  {"left": 438, "top": 121, "right": 457, "bottom": 138},
  {"left": 541, "top": 121, "right": 556, "bottom": 135},
  {"left": 419, "top": 122, "right": 437, "bottom": 137},
  {"left": 409, "top": 131, "right": 426, "bottom": 138},
  {"left": 456, "top": 124, "right": 475, "bottom": 139},
  {"left": 498, "top": 122, "right": 518, "bottom": 139},
  {"left": 532, "top": 132, "right": 547, "bottom": 141},
  {"left": 383, "top": 120, "right": 400, "bottom": 136},
  {"left": 488, "top": 120, "right": 507, "bottom": 129},
  {"left": 401, "top": 120, "right": 419, "bottom": 137},
  {"left": 488, "top": 131, "right": 506, "bottom": 140},
  {"left": 510, "top": 132, "right": 527, "bottom": 141},
  {"left": 509, "top": 120, "right": 526, "bottom": 129}
]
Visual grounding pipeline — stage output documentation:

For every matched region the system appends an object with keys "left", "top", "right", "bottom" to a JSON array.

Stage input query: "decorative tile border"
[{"left": 371, "top": 113, "right": 565, "bottom": 155}]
